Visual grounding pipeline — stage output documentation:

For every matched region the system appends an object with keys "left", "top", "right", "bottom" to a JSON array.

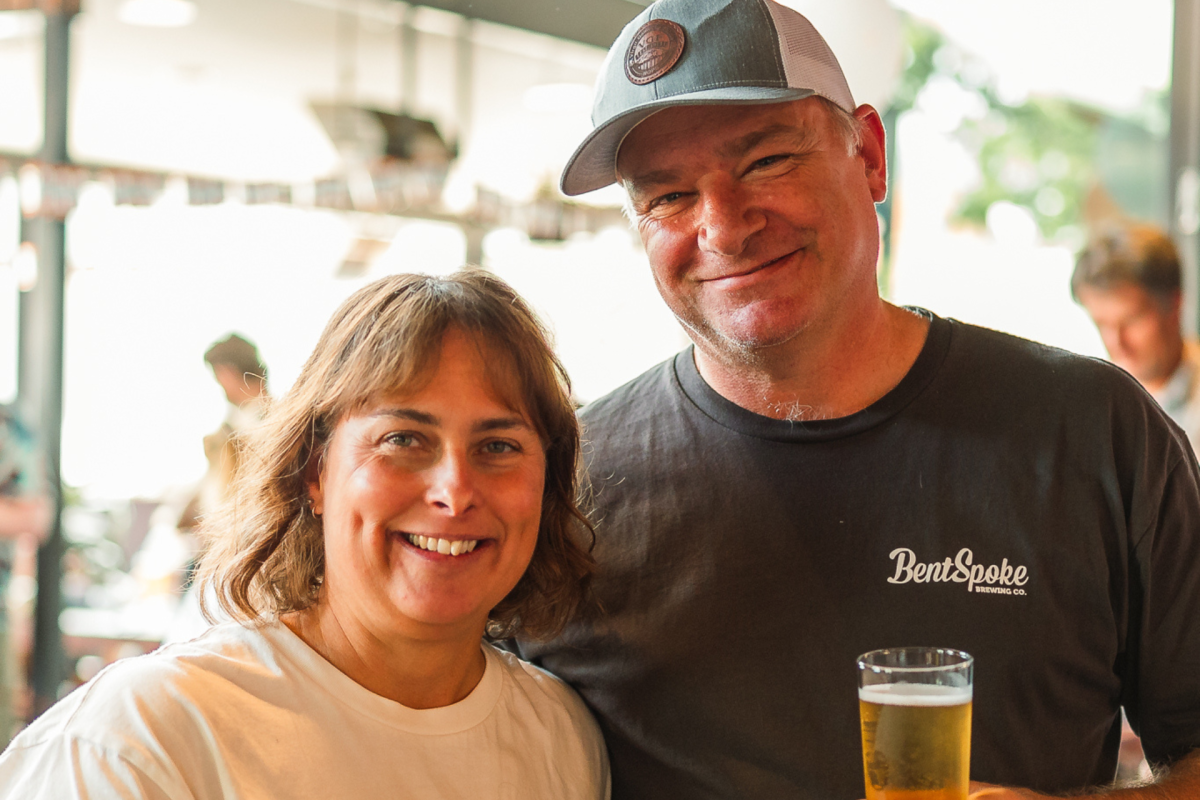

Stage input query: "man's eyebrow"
[
  {"left": 370, "top": 408, "right": 531, "bottom": 434},
  {"left": 716, "top": 124, "right": 819, "bottom": 160},
  {"left": 623, "top": 169, "right": 682, "bottom": 201},
  {"left": 623, "top": 124, "right": 820, "bottom": 200}
]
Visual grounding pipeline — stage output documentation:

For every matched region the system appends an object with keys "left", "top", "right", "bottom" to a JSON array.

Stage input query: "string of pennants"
[{"left": 0, "top": 155, "right": 628, "bottom": 242}]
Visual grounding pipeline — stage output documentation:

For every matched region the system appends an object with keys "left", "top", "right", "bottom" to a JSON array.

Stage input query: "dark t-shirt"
[{"left": 519, "top": 313, "right": 1200, "bottom": 800}]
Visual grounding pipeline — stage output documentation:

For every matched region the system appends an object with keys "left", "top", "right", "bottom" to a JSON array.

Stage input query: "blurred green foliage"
[{"left": 893, "top": 15, "right": 1168, "bottom": 245}]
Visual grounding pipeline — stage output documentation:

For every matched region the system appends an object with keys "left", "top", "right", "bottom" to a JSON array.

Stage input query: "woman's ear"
[{"left": 305, "top": 447, "right": 326, "bottom": 517}]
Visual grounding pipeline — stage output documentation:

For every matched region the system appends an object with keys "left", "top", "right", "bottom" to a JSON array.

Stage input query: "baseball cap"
[{"left": 560, "top": 0, "right": 856, "bottom": 197}]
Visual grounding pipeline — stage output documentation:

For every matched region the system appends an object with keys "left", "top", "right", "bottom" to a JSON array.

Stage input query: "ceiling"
[{"left": 408, "top": 0, "right": 649, "bottom": 49}]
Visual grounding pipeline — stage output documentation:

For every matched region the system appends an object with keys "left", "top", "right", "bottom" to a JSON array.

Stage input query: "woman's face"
[{"left": 309, "top": 328, "right": 545, "bottom": 640}]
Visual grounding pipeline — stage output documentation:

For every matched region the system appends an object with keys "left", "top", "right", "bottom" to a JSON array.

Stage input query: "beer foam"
[{"left": 859, "top": 683, "right": 972, "bottom": 706}]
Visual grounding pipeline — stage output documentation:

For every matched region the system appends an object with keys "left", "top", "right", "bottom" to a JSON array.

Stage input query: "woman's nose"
[{"left": 425, "top": 451, "right": 477, "bottom": 515}]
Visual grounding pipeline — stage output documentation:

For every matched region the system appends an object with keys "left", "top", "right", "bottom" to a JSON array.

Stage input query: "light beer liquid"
[{"left": 859, "top": 683, "right": 972, "bottom": 800}]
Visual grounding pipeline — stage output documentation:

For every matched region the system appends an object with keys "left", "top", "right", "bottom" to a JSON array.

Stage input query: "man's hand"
[
  {"left": 968, "top": 782, "right": 1039, "bottom": 799},
  {"left": 964, "top": 749, "right": 1200, "bottom": 800}
]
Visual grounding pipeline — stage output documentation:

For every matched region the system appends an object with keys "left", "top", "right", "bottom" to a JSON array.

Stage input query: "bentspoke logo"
[{"left": 887, "top": 547, "right": 1029, "bottom": 595}]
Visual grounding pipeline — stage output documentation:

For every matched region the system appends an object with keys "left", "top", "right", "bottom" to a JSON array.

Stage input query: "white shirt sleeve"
[{"left": 0, "top": 735, "right": 186, "bottom": 800}]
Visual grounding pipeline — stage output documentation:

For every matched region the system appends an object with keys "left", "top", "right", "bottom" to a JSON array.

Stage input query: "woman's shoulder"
[
  {"left": 14, "top": 622, "right": 279, "bottom": 746},
  {"left": 485, "top": 644, "right": 610, "bottom": 797},
  {"left": 488, "top": 644, "right": 578, "bottom": 696},
  {"left": 486, "top": 644, "right": 601, "bottom": 733},
  {"left": 0, "top": 622, "right": 285, "bottom": 797}
]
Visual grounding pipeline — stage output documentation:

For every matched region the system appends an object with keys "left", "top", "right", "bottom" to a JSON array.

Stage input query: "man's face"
[
  {"left": 617, "top": 97, "right": 887, "bottom": 360},
  {"left": 1076, "top": 281, "right": 1183, "bottom": 386}
]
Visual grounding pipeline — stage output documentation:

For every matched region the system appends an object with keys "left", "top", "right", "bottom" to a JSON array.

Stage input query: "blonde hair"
[{"left": 196, "top": 269, "right": 594, "bottom": 640}]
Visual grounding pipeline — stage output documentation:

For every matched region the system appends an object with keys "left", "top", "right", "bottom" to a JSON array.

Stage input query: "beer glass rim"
[{"left": 857, "top": 647, "right": 973, "bottom": 674}]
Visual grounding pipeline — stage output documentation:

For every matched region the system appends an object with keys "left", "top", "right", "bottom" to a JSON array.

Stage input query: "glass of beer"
[{"left": 857, "top": 647, "right": 973, "bottom": 800}]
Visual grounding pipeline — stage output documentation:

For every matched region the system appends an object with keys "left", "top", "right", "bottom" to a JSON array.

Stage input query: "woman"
[{"left": 0, "top": 270, "right": 608, "bottom": 798}]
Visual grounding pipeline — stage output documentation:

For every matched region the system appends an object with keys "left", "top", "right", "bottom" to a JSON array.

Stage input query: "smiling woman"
[{"left": 0, "top": 271, "right": 609, "bottom": 799}]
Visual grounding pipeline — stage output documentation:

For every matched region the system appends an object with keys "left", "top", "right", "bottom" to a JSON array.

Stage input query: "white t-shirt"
[{"left": 0, "top": 621, "right": 610, "bottom": 799}]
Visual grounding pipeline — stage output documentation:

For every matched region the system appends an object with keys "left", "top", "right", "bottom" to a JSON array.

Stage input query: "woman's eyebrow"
[
  {"left": 370, "top": 408, "right": 530, "bottom": 433},
  {"left": 474, "top": 417, "right": 532, "bottom": 433},
  {"left": 372, "top": 408, "right": 437, "bottom": 425}
]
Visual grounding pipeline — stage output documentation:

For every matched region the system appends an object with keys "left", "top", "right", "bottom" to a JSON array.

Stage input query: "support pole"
[
  {"left": 20, "top": 0, "right": 76, "bottom": 717},
  {"left": 454, "top": 16, "right": 473, "bottom": 150},
  {"left": 399, "top": 4, "right": 418, "bottom": 115},
  {"left": 1170, "top": 0, "right": 1200, "bottom": 336}
]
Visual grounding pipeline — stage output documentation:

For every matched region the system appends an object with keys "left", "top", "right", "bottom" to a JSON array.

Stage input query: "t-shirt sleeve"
[
  {"left": 1126, "top": 449, "right": 1200, "bottom": 765},
  {"left": 557, "top": 680, "right": 611, "bottom": 800},
  {"left": 0, "top": 735, "right": 184, "bottom": 800}
]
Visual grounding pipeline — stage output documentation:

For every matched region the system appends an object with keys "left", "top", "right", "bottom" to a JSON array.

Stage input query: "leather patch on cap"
[{"left": 624, "top": 19, "right": 686, "bottom": 86}]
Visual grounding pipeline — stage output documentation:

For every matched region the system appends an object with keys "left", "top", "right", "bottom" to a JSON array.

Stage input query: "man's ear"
[
  {"left": 305, "top": 446, "right": 326, "bottom": 516},
  {"left": 1169, "top": 288, "right": 1184, "bottom": 318},
  {"left": 854, "top": 104, "right": 888, "bottom": 203}
]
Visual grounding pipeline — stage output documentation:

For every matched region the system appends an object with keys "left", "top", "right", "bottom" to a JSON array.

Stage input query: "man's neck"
[{"left": 693, "top": 301, "right": 931, "bottom": 420}]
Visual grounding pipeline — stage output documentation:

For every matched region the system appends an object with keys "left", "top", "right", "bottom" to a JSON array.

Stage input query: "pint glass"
[{"left": 857, "top": 647, "right": 973, "bottom": 800}]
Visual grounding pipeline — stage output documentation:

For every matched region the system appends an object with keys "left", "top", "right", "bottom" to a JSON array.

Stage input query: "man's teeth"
[{"left": 405, "top": 534, "right": 479, "bottom": 556}]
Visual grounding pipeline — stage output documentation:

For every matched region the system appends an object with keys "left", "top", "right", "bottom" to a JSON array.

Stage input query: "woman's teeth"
[{"left": 405, "top": 534, "right": 479, "bottom": 556}]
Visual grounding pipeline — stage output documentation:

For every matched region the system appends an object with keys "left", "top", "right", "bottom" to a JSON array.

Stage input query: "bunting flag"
[
  {"left": 186, "top": 177, "right": 224, "bottom": 206},
  {"left": 0, "top": 154, "right": 626, "bottom": 240},
  {"left": 0, "top": 0, "right": 80, "bottom": 12},
  {"left": 109, "top": 170, "right": 165, "bottom": 207},
  {"left": 245, "top": 183, "right": 291, "bottom": 205},
  {"left": 17, "top": 162, "right": 87, "bottom": 220}
]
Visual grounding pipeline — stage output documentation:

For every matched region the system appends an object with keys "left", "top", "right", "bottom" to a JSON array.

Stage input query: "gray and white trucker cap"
[{"left": 560, "top": 0, "right": 855, "bottom": 197}]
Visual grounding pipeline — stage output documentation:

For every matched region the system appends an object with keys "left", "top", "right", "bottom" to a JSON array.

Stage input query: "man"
[
  {"left": 0, "top": 404, "right": 49, "bottom": 744},
  {"left": 168, "top": 334, "right": 269, "bottom": 642},
  {"left": 1073, "top": 225, "right": 1200, "bottom": 450},
  {"left": 177, "top": 333, "right": 270, "bottom": 532},
  {"left": 517, "top": 1, "right": 1200, "bottom": 798}
]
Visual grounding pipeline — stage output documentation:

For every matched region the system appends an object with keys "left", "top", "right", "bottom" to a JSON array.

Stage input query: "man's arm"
[
  {"left": 0, "top": 494, "right": 49, "bottom": 542},
  {"left": 968, "top": 749, "right": 1200, "bottom": 799}
]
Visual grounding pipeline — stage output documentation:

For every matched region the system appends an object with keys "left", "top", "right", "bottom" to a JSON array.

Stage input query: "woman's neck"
[{"left": 282, "top": 604, "right": 488, "bottom": 710}]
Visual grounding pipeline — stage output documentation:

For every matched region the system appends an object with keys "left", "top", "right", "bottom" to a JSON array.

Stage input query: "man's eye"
[
  {"left": 751, "top": 154, "right": 790, "bottom": 170},
  {"left": 649, "top": 191, "right": 687, "bottom": 210}
]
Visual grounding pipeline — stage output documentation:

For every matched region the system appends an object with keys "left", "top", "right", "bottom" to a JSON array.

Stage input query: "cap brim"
[{"left": 560, "top": 86, "right": 816, "bottom": 197}]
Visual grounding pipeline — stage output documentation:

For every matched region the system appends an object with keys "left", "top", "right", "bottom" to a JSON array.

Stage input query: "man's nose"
[
  {"left": 696, "top": 179, "right": 765, "bottom": 256},
  {"left": 1110, "top": 326, "right": 1134, "bottom": 360},
  {"left": 425, "top": 451, "right": 477, "bottom": 516}
]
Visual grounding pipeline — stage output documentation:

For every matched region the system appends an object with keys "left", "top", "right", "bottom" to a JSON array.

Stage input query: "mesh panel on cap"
[{"left": 763, "top": 1, "right": 855, "bottom": 112}]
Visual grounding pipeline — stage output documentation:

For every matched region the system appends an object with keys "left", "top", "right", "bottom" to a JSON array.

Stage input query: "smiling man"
[{"left": 516, "top": 1, "right": 1200, "bottom": 799}]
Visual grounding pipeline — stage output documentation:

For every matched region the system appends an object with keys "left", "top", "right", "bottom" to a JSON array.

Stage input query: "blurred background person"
[
  {"left": 0, "top": 404, "right": 49, "bottom": 745},
  {"left": 168, "top": 334, "right": 270, "bottom": 644},
  {"left": 177, "top": 333, "right": 270, "bottom": 533},
  {"left": 0, "top": 271, "right": 607, "bottom": 797},
  {"left": 1072, "top": 225, "right": 1200, "bottom": 450}
]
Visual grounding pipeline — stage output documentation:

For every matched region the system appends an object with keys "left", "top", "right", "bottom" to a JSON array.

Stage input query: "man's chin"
[{"left": 693, "top": 324, "right": 809, "bottom": 365}]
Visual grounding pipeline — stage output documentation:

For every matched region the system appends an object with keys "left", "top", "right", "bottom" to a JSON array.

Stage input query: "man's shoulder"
[
  {"left": 579, "top": 352, "right": 682, "bottom": 428},
  {"left": 939, "top": 317, "right": 1183, "bottom": 454},
  {"left": 943, "top": 316, "right": 1143, "bottom": 396}
]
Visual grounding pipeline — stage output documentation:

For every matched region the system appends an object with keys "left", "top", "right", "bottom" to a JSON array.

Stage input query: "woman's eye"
[
  {"left": 481, "top": 440, "right": 518, "bottom": 455},
  {"left": 384, "top": 432, "right": 418, "bottom": 448}
]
